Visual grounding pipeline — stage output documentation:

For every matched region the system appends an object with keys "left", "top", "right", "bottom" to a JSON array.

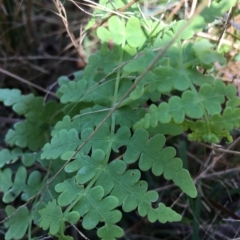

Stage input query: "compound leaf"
[
  {"left": 134, "top": 80, "right": 235, "bottom": 129},
  {"left": 95, "top": 159, "right": 182, "bottom": 222},
  {"left": 52, "top": 106, "right": 145, "bottom": 137},
  {"left": 112, "top": 127, "right": 197, "bottom": 197},
  {"left": 42, "top": 124, "right": 111, "bottom": 160}
]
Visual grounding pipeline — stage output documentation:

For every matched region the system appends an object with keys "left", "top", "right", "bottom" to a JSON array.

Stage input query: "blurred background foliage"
[{"left": 0, "top": 0, "right": 240, "bottom": 239}]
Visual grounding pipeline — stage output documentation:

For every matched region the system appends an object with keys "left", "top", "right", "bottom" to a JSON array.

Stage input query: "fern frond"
[{"left": 134, "top": 80, "right": 237, "bottom": 128}]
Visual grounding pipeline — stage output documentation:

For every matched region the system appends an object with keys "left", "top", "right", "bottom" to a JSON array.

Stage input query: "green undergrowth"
[{"left": 0, "top": 0, "right": 238, "bottom": 239}]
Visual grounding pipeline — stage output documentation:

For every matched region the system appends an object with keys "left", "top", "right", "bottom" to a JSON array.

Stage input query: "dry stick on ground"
[
  {"left": 199, "top": 142, "right": 240, "bottom": 156},
  {"left": 166, "top": 0, "right": 185, "bottom": 22},
  {"left": 0, "top": 117, "right": 22, "bottom": 124},
  {"left": 0, "top": 56, "right": 80, "bottom": 61},
  {"left": 196, "top": 136, "right": 240, "bottom": 188},
  {"left": 0, "top": 67, "right": 57, "bottom": 97},
  {"left": 188, "top": 0, "right": 198, "bottom": 18},
  {"left": 71, "top": 224, "right": 89, "bottom": 240},
  {"left": 52, "top": 0, "right": 87, "bottom": 62},
  {"left": 195, "top": 32, "right": 240, "bottom": 50}
]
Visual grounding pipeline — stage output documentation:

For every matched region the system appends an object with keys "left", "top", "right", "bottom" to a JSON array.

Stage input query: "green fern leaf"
[
  {"left": 73, "top": 186, "right": 121, "bottom": 229},
  {"left": 186, "top": 69, "right": 215, "bottom": 86},
  {"left": 41, "top": 128, "right": 81, "bottom": 159},
  {"left": 55, "top": 177, "right": 84, "bottom": 206},
  {"left": 1, "top": 92, "right": 63, "bottom": 151},
  {"left": 6, "top": 120, "right": 48, "bottom": 151},
  {"left": 97, "top": 16, "right": 125, "bottom": 45},
  {"left": 42, "top": 124, "right": 109, "bottom": 159},
  {"left": 95, "top": 159, "right": 183, "bottom": 222},
  {"left": 64, "top": 149, "right": 106, "bottom": 184},
  {"left": 0, "top": 168, "right": 12, "bottom": 194},
  {"left": 21, "top": 171, "right": 43, "bottom": 201},
  {"left": 56, "top": 176, "right": 123, "bottom": 239},
  {"left": 146, "top": 203, "right": 182, "bottom": 223},
  {"left": 94, "top": 12, "right": 146, "bottom": 49},
  {"left": 85, "top": 45, "right": 123, "bottom": 78},
  {"left": 123, "top": 49, "right": 155, "bottom": 73},
  {"left": 97, "top": 224, "right": 124, "bottom": 240},
  {"left": 26, "top": 98, "right": 63, "bottom": 124},
  {"left": 39, "top": 200, "right": 62, "bottom": 235},
  {"left": 134, "top": 80, "right": 236, "bottom": 128},
  {"left": 43, "top": 123, "right": 196, "bottom": 197},
  {"left": 185, "top": 106, "right": 240, "bottom": 143},
  {"left": 193, "top": 39, "right": 226, "bottom": 68},
  {"left": 152, "top": 66, "right": 190, "bottom": 92},
  {"left": 147, "top": 123, "right": 183, "bottom": 136},
  {"left": 58, "top": 80, "right": 89, "bottom": 104},
  {"left": 199, "top": 81, "right": 225, "bottom": 115},
  {"left": 0, "top": 148, "right": 22, "bottom": 167},
  {"left": 65, "top": 150, "right": 166, "bottom": 223},
  {"left": 4, "top": 205, "right": 31, "bottom": 240},
  {"left": 59, "top": 77, "right": 116, "bottom": 106},
  {"left": 2, "top": 167, "right": 27, "bottom": 203},
  {"left": 39, "top": 200, "right": 80, "bottom": 236},
  {"left": 0, "top": 89, "right": 34, "bottom": 115},
  {"left": 0, "top": 89, "right": 63, "bottom": 122},
  {"left": 112, "top": 127, "right": 197, "bottom": 197},
  {"left": 21, "top": 153, "right": 38, "bottom": 167},
  {"left": 64, "top": 211, "right": 80, "bottom": 225},
  {"left": 210, "top": 107, "right": 240, "bottom": 130},
  {"left": 52, "top": 106, "right": 145, "bottom": 137},
  {"left": 126, "top": 17, "right": 146, "bottom": 48}
]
